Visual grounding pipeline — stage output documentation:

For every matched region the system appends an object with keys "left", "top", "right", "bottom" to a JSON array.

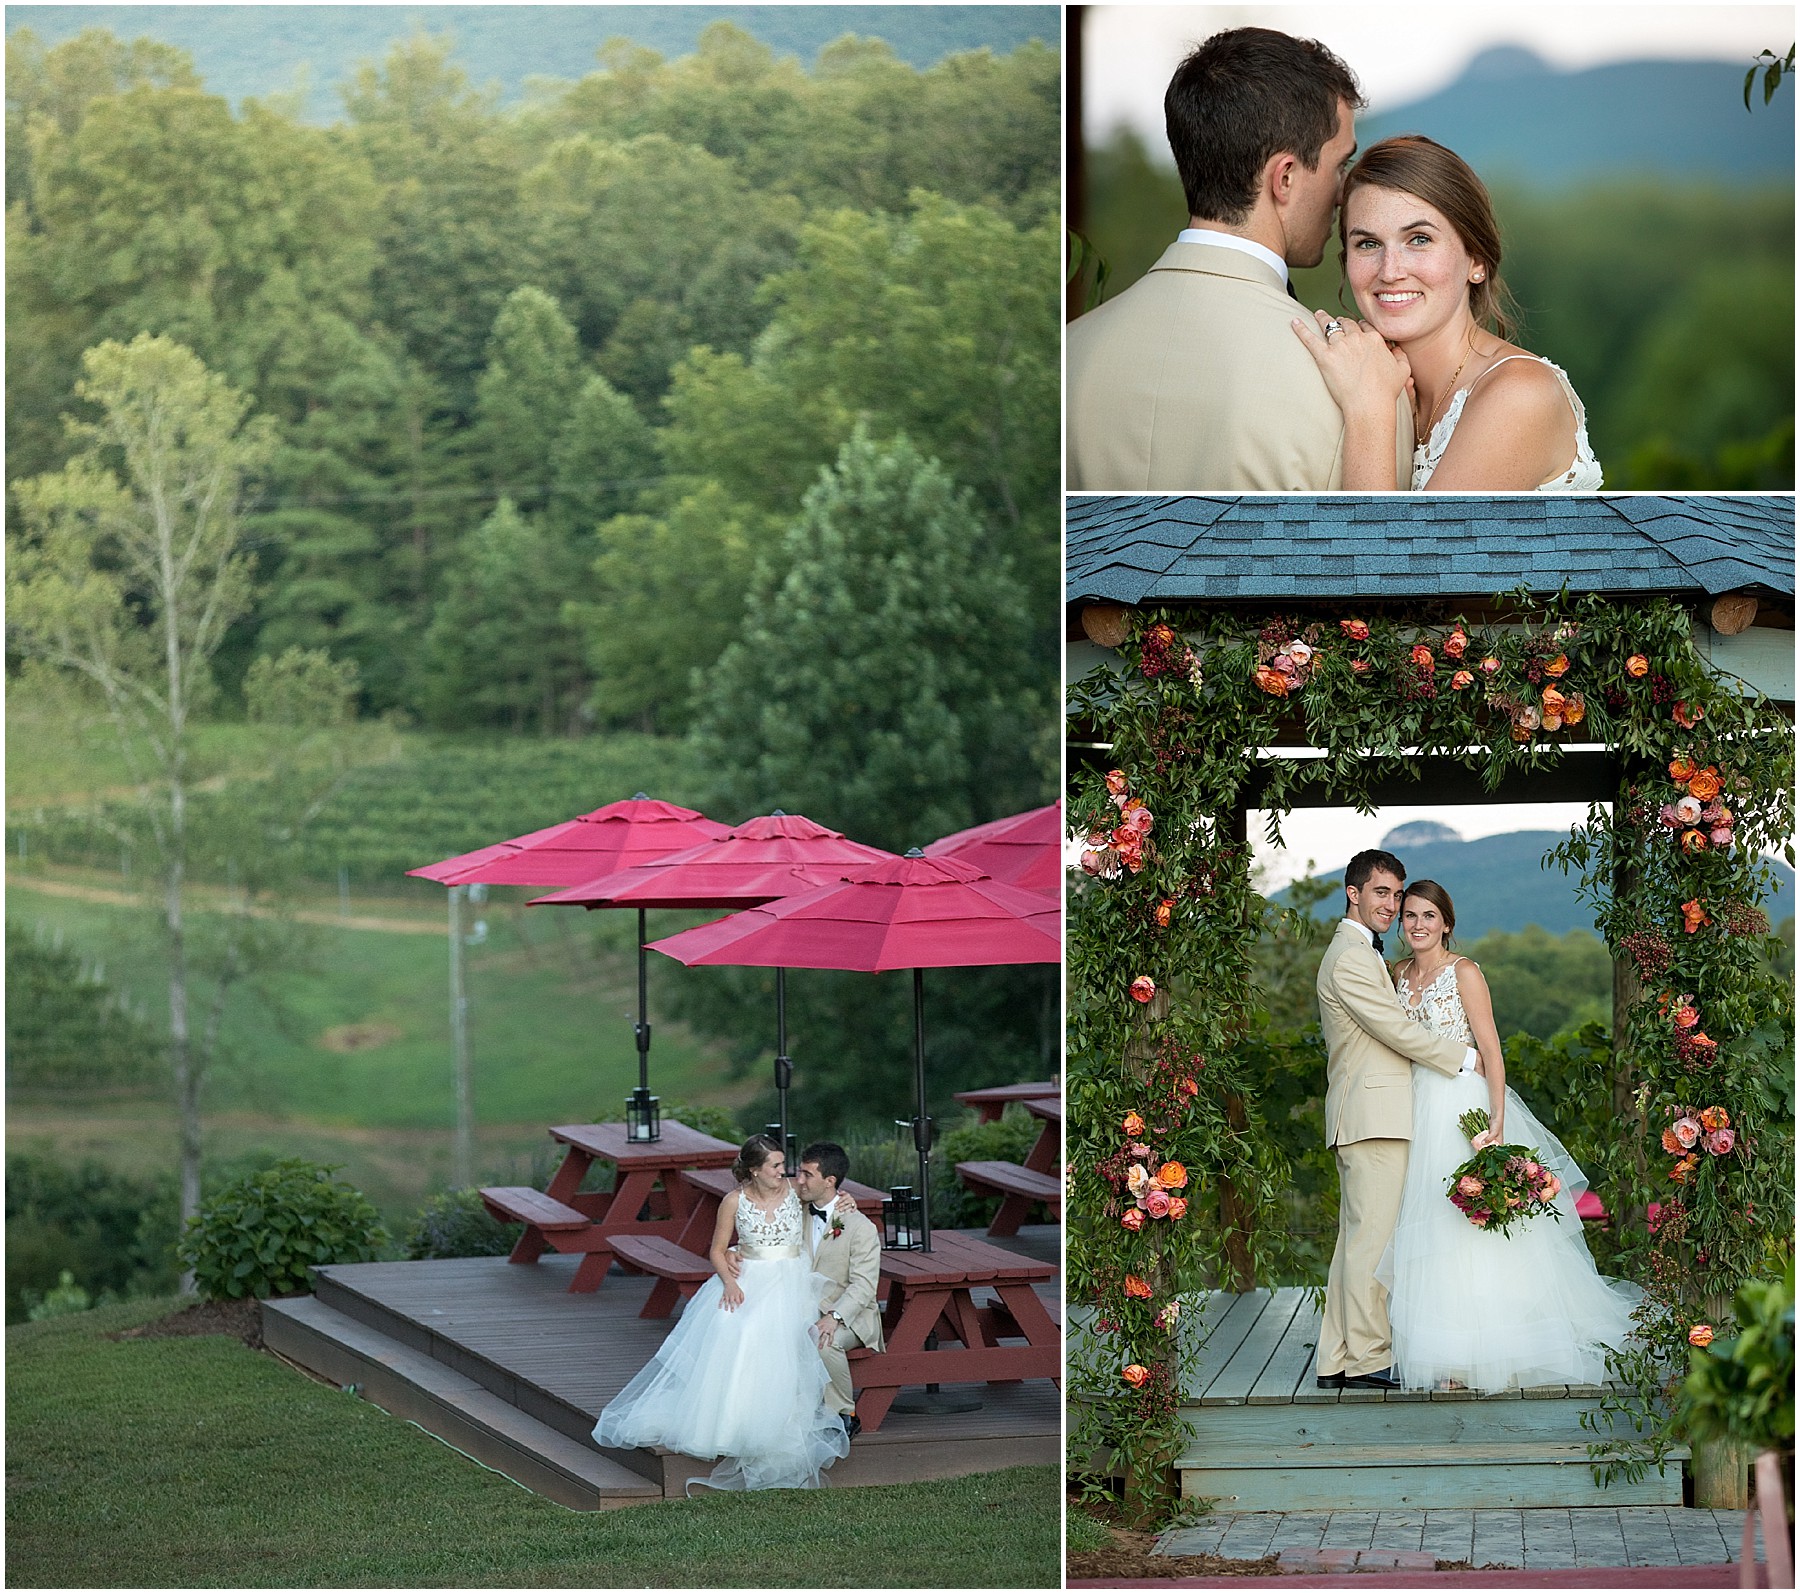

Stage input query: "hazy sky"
[{"left": 1085, "top": 5, "right": 1793, "bottom": 149}]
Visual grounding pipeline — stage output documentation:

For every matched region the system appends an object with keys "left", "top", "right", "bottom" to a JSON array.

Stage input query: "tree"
[
  {"left": 8, "top": 334, "right": 276, "bottom": 1243},
  {"left": 471, "top": 286, "right": 586, "bottom": 508}
]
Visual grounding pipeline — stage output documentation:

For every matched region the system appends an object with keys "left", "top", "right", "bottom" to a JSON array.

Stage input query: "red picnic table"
[
  {"left": 480, "top": 1121, "right": 739, "bottom": 1293},
  {"left": 852, "top": 1230, "right": 1060, "bottom": 1432},
  {"left": 954, "top": 1090, "right": 1063, "bottom": 1238},
  {"left": 953, "top": 1079, "right": 1059, "bottom": 1124}
]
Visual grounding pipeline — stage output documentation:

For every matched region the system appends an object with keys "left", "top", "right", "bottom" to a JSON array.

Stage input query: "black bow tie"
[
  {"left": 1370, "top": 932, "right": 1385, "bottom": 956},
  {"left": 810, "top": 1204, "right": 833, "bottom": 1219},
  {"left": 1286, "top": 278, "right": 1300, "bottom": 301}
]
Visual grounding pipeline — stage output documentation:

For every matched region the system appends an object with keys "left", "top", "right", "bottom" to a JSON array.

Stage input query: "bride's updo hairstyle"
[
  {"left": 732, "top": 1134, "right": 784, "bottom": 1183},
  {"left": 1402, "top": 879, "right": 1457, "bottom": 949},
  {"left": 1340, "top": 135, "right": 1519, "bottom": 338}
]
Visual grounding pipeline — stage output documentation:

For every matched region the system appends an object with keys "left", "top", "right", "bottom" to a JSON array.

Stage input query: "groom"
[
  {"left": 792, "top": 1142, "right": 884, "bottom": 1439},
  {"left": 1066, "top": 27, "right": 1410, "bottom": 491},
  {"left": 1314, "top": 850, "right": 1479, "bottom": 1389}
]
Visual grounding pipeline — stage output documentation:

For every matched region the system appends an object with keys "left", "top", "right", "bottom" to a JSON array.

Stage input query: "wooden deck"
[
  {"left": 1174, "top": 1290, "right": 1685, "bottom": 1512},
  {"left": 263, "top": 1224, "right": 1059, "bottom": 1508}
]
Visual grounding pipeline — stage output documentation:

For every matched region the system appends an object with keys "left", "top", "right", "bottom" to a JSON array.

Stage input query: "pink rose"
[
  {"left": 1710, "top": 826, "right": 1734, "bottom": 848},
  {"left": 1673, "top": 1117, "right": 1701, "bottom": 1149},
  {"left": 1142, "top": 1189, "right": 1172, "bottom": 1219},
  {"left": 1270, "top": 652, "right": 1298, "bottom": 677},
  {"left": 1120, "top": 1208, "right": 1144, "bottom": 1232},
  {"left": 1128, "top": 1142, "right": 1152, "bottom": 1160},
  {"left": 1130, "top": 975, "right": 1156, "bottom": 1003},
  {"left": 1340, "top": 619, "right": 1370, "bottom": 640},
  {"left": 1675, "top": 795, "right": 1704, "bottom": 824},
  {"left": 1542, "top": 1175, "right": 1562, "bottom": 1198},
  {"left": 1457, "top": 1175, "right": 1485, "bottom": 1198},
  {"left": 1285, "top": 640, "right": 1314, "bottom": 666},
  {"left": 1479, "top": 655, "right": 1501, "bottom": 674},
  {"left": 1122, "top": 806, "right": 1154, "bottom": 836},
  {"left": 1104, "top": 770, "right": 1129, "bottom": 795},
  {"left": 1658, "top": 803, "right": 1682, "bottom": 830},
  {"left": 1706, "top": 1127, "right": 1735, "bottom": 1155}
]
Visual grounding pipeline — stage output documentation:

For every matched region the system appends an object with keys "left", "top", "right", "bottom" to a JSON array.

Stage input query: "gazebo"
[{"left": 1063, "top": 494, "right": 1795, "bottom": 1515}]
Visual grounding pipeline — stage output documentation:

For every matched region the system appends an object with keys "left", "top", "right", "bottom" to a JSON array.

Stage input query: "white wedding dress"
[
  {"left": 1378, "top": 959, "right": 1639, "bottom": 1392},
  {"left": 1412, "top": 355, "right": 1604, "bottom": 491},
  {"left": 592, "top": 1186, "right": 849, "bottom": 1490}
]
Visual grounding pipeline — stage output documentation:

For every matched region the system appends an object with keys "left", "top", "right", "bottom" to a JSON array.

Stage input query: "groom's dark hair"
[
  {"left": 1166, "top": 28, "right": 1364, "bottom": 225},
  {"left": 1344, "top": 848, "right": 1405, "bottom": 896},
  {"left": 801, "top": 1142, "right": 850, "bottom": 1188}
]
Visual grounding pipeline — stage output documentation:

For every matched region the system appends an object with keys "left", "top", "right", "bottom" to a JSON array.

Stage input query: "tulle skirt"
[
  {"left": 592, "top": 1252, "right": 849, "bottom": 1491},
  {"left": 1378, "top": 1068, "right": 1640, "bottom": 1393}
]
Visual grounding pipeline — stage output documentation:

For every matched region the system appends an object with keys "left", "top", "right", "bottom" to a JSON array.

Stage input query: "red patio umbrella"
[
  {"left": 407, "top": 796, "right": 729, "bottom": 1130},
  {"left": 647, "top": 851, "right": 1060, "bottom": 1250},
  {"left": 531, "top": 812, "right": 897, "bottom": 1161},
  {"left": 923, "top": 801, "right": 1062, "bottom": 897}
]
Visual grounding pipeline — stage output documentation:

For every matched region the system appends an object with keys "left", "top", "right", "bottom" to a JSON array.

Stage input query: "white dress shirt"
[{"left": 1176, "top": 227, "right": 1290, "bottom": 287}]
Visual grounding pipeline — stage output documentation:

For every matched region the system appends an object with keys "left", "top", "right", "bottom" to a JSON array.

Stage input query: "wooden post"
[
  {"left": 1691, "top": 1433, "right": 1754, "bottom": 1510},
  {"left": 1611, "top": 778, "right": 1648, "bottom": 1234},
  {"left": 1216, "top": 804, "right": 1257, "bottom": 1293},
  {"left": 449, "top": 886, "right": 473, "bottom": 1189}
]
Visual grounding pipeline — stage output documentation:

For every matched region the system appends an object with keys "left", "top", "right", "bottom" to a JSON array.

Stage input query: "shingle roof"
[{"left": 1065, "top": 496, "right": 1795, "bottom": 606}]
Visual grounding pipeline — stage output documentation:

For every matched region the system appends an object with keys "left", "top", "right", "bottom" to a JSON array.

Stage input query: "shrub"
[
  {"left": 5, "top": 922, "right": 158, "bottom": 1092},
  {"left": 663, "top": 1101, "right": 744, "bottom": 1144},
  {"left": 403, "top": 1188, "right": 518, "bottom": 1260},
  {"left": 5, "top": 1152, "right": 175, "bottom": 1322},
  {"left": 23, "top": 1270, "right": 92, "bottom": 1321},
  {"left": 178, "top": 1159, "right": 389, "bottom": 1299},
  {"left": 932, "top": 1108, "right": 1045, "bottom": 1230}
]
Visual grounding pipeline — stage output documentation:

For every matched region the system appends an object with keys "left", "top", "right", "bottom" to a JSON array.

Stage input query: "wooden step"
[{"left": 262, "top": 1295, "right": 662, "bottom": 1509}]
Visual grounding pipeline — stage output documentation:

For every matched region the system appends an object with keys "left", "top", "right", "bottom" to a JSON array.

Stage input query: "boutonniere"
[{"left": 828, "top": 1212, "right": 845, "bottom": 1240}]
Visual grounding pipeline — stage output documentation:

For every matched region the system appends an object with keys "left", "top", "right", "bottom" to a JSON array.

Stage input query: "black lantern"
[
  {"left": 882, "top": 1185, "right": 924, "bottom": 1250},
  {"left": 625, "top": 1086, "right": 661, "bottom": 1143}
]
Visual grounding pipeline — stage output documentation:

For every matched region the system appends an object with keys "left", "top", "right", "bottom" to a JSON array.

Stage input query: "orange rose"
[
  {"left": 1410, "top": 644, "right": 1435, "bottom": 669},
  {"left": 1444, "top": 628, "right": 1469, "bottom": 659},
  {"left": 1121, "top": 1208, "right": 1144, "bottom": 1232},
  {"left": 1156, "top": 1161, "right": 1188, "bottom": 1190},
  {"left": 1681, "top": 899, "right": 1710, "bottom": 934},
  {"left": 1563, "top": 693, "right": 1587, "bottom": 726},
  {"left": 1105, "top": 769, "right": 1129, "bottom": 795},
  {"left": 1130, "top": 975, "right": 1157, "bottom": 1003},
  {"left": 1450, "top": 670, "right": 1474, "bottom": 690},
  {"left": 1688, "top": 1324, "right": 1715, "bottom": 1349},
  {"left": 1122, "top": 1112, "right": 1145, "bottom": 1137},
  {"left": 1154, "top": 899, "right": 1175, "bottom": 928},
  {"left": 1350, "top": 658, "right": 1372, "bottom": 676},
  {"left": 1167, "top": 1197, "right": 1188, "bottom": 1219},
  {"left": 1673, "top": 700, "right": 1705, "bottom": 729},
  {"left": 1340, "top": 618, "right": 1371, "bottom": 640},
  {"left": 1673, "top": 1005, "right": 1699, "bottom": 1030},
  {"left": 1680, "top": 828, "right": 1709, "bottom": 853},
  {"left": 1253, "top": 666, "right": 1291, "bottom": 697},
  {"left": 1660, "top": 1127, "right": 1684, "bottom": 1154},
  {"left": 1122, "top": 1363, "right": 1150, "bottom": 1386},
  {"left": 1687, "top": 768, "right": 1722, "bottom": 802},
  {"left": 1669, "top": 757, "right": 1697, "bottom": 783},
  {"left": 1699, "top": 1106, "right": 1730, "bottom": 1132},
  {"left": 1146, "top": 623, "right": 1176, "bottom": 647},
  {"left": 1123, "top": 1274, "right": 1153, "bottom": 1300},
  {"left": 1541, "top": 685, "right": 1566, "bottom": 710},
  {"left": 1627, "top": 654, "right": 1650, "bottom": 678},
  {"left": 1544, "top": 653, "right": 1570, "bottom": 677}
]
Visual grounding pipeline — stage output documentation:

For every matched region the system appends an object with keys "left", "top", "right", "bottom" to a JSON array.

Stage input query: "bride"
[
  {"left": 1381, "top": 881, "right": 1638, "bottom": 1391},
  {"left": 1291, "top": 135, "right": 1603, "bottom": 491},
  {"left": 592, "top": 1134, "right": 850, "bottom": 1490}
]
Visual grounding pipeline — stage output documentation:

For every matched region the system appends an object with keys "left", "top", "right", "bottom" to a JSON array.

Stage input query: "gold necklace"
[{"left": 1416, "top": 345, "right": 1474, "bottom": 439}]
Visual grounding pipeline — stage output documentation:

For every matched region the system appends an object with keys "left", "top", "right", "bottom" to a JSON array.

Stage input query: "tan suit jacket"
[
  {"left": 1317, "top": 920, "right": 1468, "bottom": 1147},
  {"left": 806, "top": 1204, "right": 884, "bottom": 1352},
  {"left": 1066, "top": 240, "right": 1412, "bottom": 492}
]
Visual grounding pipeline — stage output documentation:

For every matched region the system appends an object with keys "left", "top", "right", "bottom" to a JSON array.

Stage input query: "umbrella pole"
[
  {"left": 913, "top": 966, "right": 932, "bottom": 1253},
  {"left": 635, "top": 907, "right": 650, "bottom": 1093},
  {"left": 774, "top": 968, "right": 795, "bottom": 1172}
]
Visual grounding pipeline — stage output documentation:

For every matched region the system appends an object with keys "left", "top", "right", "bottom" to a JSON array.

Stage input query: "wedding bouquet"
[{"left": 1445, "top": 1108, "right": 1564, "bottom": 1237}]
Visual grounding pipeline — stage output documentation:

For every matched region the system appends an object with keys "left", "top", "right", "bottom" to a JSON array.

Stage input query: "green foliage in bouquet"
[
  {"left": 1677, "top": 1262, "right": 1795, "bottom": 1454},
  {"left": 1445, "top": 1108, "right": 1565, "bottom": 1237},
  {"left": 179, "top": 1159, "right": 388, "bottom": 1300}
]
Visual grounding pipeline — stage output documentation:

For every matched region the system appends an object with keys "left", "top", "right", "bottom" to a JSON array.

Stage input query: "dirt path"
[{"left": 7, "top": 869, "right": 445, "bottom": 935}]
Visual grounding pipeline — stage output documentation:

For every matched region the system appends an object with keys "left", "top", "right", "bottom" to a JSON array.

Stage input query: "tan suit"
[
  {"left": 1065, "top": 239, "right": 1411, "bottom": 492},
  {"left": 1315, "top": 920, "right": 1469, "bottom": 1376},
  {"left": 806, "top": 1203, "right": 884, "bottom": 1417}
]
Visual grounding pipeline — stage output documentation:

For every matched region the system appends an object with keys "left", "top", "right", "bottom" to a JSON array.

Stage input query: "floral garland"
[{"left": 1066, "top": 592, "right": 1794, "bottom": 1511}]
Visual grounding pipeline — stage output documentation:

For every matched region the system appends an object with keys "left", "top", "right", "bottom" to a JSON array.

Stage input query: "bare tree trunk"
[{"left": 167, "top": 767, "right": 201, "bottom": 1291}]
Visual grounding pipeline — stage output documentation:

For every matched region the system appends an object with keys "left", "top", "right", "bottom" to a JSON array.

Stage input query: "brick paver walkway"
[{"left": 1157, "top": 1508, "right": 1763, "bottom": 1571}]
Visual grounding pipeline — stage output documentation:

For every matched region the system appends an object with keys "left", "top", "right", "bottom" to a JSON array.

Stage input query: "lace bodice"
[
  {"left": 1397, "top": 959, "right": 1475, "bottom": 1045},
  {"left": 1412, "top": 356, "right": 1603, "bottom": 492},
  {"left": 735, "top": 1186, "right": 805, "bottom": 1249}
]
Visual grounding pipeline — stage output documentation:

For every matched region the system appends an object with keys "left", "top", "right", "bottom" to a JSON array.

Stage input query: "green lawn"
[{"left": 6, "top": 1299, "right": 1060, "bottom": 1587}]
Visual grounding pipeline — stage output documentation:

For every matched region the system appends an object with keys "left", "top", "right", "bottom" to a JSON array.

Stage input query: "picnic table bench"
[
  {"left": 480, "top": 1120, "right": 739, "bottom": 1292},
  {"left": 956, "top": 1094, "right": 1062, "bottom": 1236},
  {"left": 851, "top": 1230, "right": 1059, "bottom": 1432},
  {"left": 953, "top": 1079, "right": 1059, "bottom": 1124}
]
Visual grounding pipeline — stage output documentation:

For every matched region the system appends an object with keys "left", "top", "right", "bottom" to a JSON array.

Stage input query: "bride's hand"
[
  {"left": 833, "top": 1191, "right": 856, "bottom": 1215},
  {"left": 719, "top": 1279, "right": 745, "bottom": 1311},
  {"left": 1290, "top": 311, "right": 1410, "bottom": 418},
  {"left": 1470, "top": 1126, "right": 1502, "bottom": 1151}
]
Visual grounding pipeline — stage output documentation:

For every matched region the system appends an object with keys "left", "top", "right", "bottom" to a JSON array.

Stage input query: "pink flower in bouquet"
[
  {"left": 1710, "top": 826, "right": 1734, "bottom": 848},
  {"left": 1675, "top": 795, "right": 1704, "bottom": 824},
  {"left": 1128, "top": 1142, "right": 1152, "bottom": 1160},
  {"left": 1658, "top": 803, "right": 1682, "bottom": 830},
  {"left": 1457, "top": 1175, "right": 1485, "bottom": 1198},
  {"left": 1154, "top": 1301, "right": 1181, "bottom": 1330},
  {"left": 1470, "top": 1210, "right": 1491, "bottom": 1227},
  {"left": 1706, "top": 1127, "right": 1735, "bottom": 1155},
  {"left": 1121, "top": 805, "right": 1154, "bottom": 836},
  {"left": 1286, "top": 641, "right": 1314, "bottom": 666},
  {"left": 1688, "top": 1324, "right": 1715, "bottom": 1348},
  {"left": 1672, "top": 1002, "right": 1699, "bottom": 1030},
  {"left": 1340, "top": 618, "right": 1371, "bottom": 640},
  {"left": 1142, "top": 1189, "right": 1172, "bottom": 1219},
  {"left": 1105, "top": 769, "right": 1129, "bottom": 796},
  {"left": 1129, "top": 976, "right": 1157, "bottom": 1003},
  {"left": 1672, "top": 1117, "right": 1702, "bottom": 1149},
  {"left": 1270, "top": 652, "right": 1298, "bottom": 677},
  {"left": 1167, "top": 1197, "right": 1188, "bottom": 1219},
  {"left": 1121, "top": 1208, "right": 1144, "bottom": 1232},
  {"left": 1541, "top": 1175, "right": 1562, "bottom": 1199},
  {"left": 1479, "top": 655, "right": 1502, "bottom": 674}
]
